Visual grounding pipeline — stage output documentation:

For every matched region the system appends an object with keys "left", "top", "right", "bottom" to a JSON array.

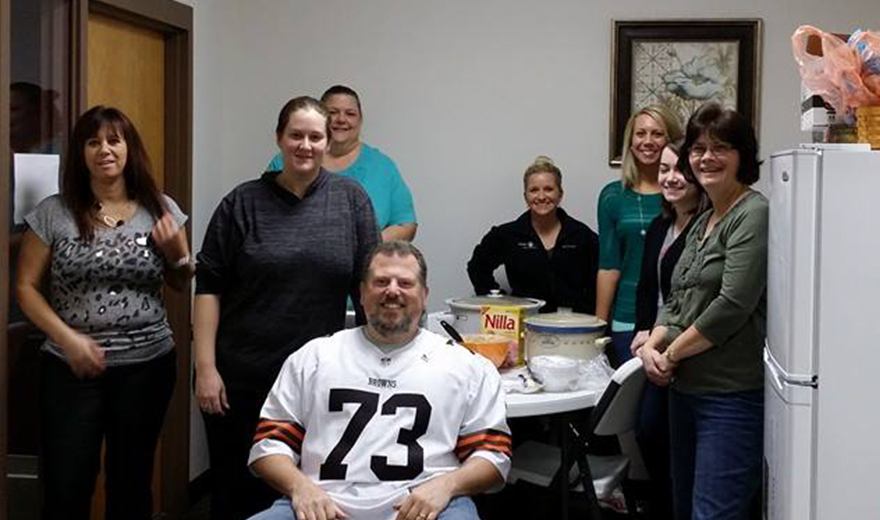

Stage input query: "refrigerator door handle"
[
  {"left": 783, "top": 374, "right": 818, "bottom": 388},
  {"left": 764, "top": 344, "right": 819, "bottom": 388}
]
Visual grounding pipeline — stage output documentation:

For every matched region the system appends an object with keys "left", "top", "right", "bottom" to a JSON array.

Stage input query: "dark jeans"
[
  {"left": 40, "top": 350, "right": 176, "bottom": 520},
  {"left": 636, "top": 382, "right": 673, "bottom": 520},
  {"left": 609, "top": 329, "right": 636, "bottom": 368},
  {"left": 201, "top": 375, "right": 279, "bottom": 520},
  {"left": 669, "top": 388, "right": 763, "bottom": 520}
]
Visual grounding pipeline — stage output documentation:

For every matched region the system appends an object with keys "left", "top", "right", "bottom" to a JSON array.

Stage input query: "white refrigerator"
[{"left": 765, "top": 146, "right": 880, "bottom": 520}]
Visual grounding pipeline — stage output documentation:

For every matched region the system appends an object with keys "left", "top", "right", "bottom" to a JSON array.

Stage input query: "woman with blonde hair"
[
  {"left": 468, "top": 155, "right": 599, "bottom": 313},
  {"left": 596, "top": 104, "right": 683, "bottom": 366}
]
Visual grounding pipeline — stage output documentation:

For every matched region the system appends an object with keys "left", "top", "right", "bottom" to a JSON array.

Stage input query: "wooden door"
[
  {"left": 85, "top": 10, "right": 166, "bottom": 520},
  {"left": 80, "top": 2, "right": 193, "bottom": 517},
  {"left": 87, "top": 12, "right": 165, "bottom": 186}
]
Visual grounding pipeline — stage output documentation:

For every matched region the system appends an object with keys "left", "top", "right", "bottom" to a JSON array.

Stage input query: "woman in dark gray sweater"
[
  {"left": 638, "top": 103, "right": 767, "bottom": 520},
  {"left": 193, "top": 96, "right": 379, "bottom": 520}
]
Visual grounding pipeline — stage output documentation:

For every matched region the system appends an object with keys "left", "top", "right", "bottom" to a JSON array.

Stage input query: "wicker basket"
[{"left": 857, "top": 106, "right": 880, "bottom": 149}]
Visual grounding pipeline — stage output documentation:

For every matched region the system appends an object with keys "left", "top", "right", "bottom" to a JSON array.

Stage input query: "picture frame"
[{"left": 609, "top": 19, "right": 762, "bottom": 165}]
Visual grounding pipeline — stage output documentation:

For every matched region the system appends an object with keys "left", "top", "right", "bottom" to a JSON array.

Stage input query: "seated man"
[{"left": 248, "top": 241, "right": 512, "bottom": 520}]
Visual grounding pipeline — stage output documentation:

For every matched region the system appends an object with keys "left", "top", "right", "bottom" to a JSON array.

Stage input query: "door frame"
[
  {"left": 76, "top": 0, "right": 194, "bottom": 516},
  {"left": 0, "top": 0, "right": 10, "bottom": 519}
]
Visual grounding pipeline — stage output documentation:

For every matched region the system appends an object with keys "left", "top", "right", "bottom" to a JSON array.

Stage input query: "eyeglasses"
[{"left": 689, "top": 143, "right": 734, "bottom": 158}]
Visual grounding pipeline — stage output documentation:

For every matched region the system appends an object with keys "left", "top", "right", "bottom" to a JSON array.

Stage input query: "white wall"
[
  {"left": 191, "top": 0, "right": 876, "bottom": 310},
  {"left": 189, "top": 0, "right": 878, "bottom": 477}
]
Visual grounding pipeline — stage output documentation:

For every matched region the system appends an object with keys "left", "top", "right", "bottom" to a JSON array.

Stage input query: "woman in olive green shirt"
[{"left": 634, "top": 103, "right": 766, "bottom": 520}]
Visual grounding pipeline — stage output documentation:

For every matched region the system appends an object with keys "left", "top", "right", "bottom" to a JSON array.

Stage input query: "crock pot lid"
[
  {"left": 446, "top": 295, "right": 545, "bottom": 309},
  {"left": 525, "top": 312, "right": 606, "bottom": 331}
]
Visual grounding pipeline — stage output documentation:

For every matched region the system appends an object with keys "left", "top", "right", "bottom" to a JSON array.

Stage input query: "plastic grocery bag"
[
  {"left": 849, "top": 29, "right": 880, "bottom": 96},
  {"left": 792, "top": 25, "right": 880, "bottom": 117},
  {"left": 528, "top": 354, "right": 614, "bottom": 393}
]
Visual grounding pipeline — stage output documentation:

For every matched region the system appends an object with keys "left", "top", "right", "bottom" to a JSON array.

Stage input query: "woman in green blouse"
[{"left": 636, "top": 103, "right": 767, "bottom": 520}]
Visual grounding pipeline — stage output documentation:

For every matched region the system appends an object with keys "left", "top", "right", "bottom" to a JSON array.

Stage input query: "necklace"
[
  {"left": 633, "top": 178, "right": 660, "bottom": 238},
  {"left": 94, "top": 200, "right": 132, "bottom": 228},
  {"left": 636, "top": 193, "right": 647, "bottom": 237}
]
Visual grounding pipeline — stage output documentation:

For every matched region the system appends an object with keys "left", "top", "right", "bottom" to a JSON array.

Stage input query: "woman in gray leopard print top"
[{"left": 15, "top": 106, "right": 192, "bottom": 520}]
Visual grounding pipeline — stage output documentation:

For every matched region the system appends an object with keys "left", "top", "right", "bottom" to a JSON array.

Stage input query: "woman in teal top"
[
  {"left": 597, "top": 104, "right": 682, "bottom": 366},
  {"left": 267, "top": 85, "right": 417, "bottom": 241}
]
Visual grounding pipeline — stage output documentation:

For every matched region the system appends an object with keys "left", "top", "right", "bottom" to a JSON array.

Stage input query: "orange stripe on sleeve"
[
  {"left": 253, "top": 419, "right": 306, "bottom": 454},
  {"left": 456, "top": 430, "right": 512, "bottom": 449},
  {"left": 455, "top": 429, "right": 512, "bottom": 461},
  {"left": 456, "top": 428, "right": 511, "bottom": 446}
]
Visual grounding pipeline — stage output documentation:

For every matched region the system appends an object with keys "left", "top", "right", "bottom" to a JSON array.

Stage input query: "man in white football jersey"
[{"left": 247, "top": 241, "right": 512, "bottom": 520}]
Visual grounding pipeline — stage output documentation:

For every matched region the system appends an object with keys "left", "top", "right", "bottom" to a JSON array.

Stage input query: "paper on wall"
[{"left": 13, "top": 153, "right": 60, "bottom": 225}]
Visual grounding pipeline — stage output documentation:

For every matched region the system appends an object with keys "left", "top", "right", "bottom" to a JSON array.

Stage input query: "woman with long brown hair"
[
  {"left": 16, "top": 105, "right": 192, "bottom": 520},
  {"left": 631, "top": 139, "right": 709, "bottom": 520}
]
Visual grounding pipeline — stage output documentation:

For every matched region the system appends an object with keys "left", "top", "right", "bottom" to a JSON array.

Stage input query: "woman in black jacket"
[
  {"left": 631, "top": 140, "right": 708, "bottom": 520},
  {"left": 467, "top": 156, "right": 599, "bottom": 313}
]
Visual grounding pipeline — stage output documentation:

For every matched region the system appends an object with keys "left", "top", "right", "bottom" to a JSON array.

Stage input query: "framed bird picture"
[{"left": 609, "top": 19, "right": 762, "bottom": 165}]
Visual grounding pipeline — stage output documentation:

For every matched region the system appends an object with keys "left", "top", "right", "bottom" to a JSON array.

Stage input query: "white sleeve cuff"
[
  {"left": 247, "top": 438, "right": 300, "bottom": 475},
  {"left": 469, "top": 449, "right": 511, "bottom": 490}
]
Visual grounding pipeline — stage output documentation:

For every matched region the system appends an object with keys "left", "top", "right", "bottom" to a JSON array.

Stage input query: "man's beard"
[{"left": 367, "top": 310, "right": 415, "bottom": 337}]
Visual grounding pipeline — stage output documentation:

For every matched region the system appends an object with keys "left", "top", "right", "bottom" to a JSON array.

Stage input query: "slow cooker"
[
  {"left": 524, "top": 310, "right": 610, "bottom": 362},
  {"left": 441, "top": 290, "right": 545, "bottom": 335}
]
